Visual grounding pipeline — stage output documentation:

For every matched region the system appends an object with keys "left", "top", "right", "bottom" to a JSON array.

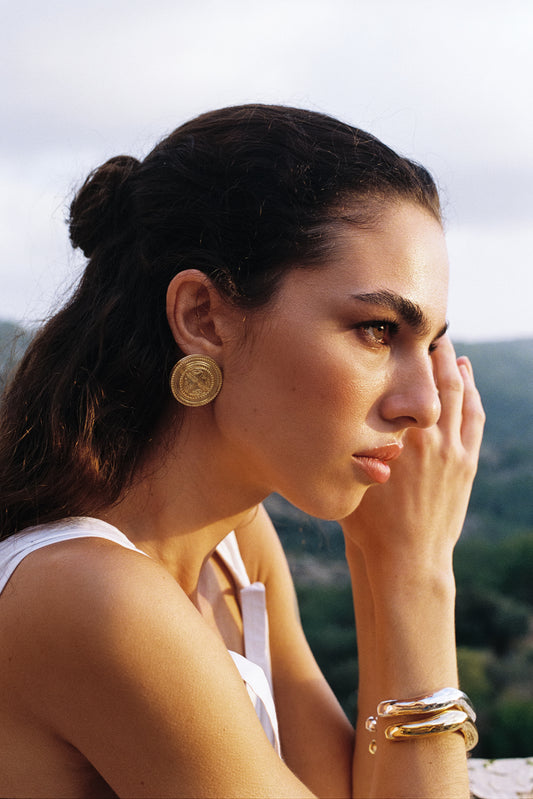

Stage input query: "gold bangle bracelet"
[
  {"left": 384, "top": 709, "right": 479, "bottom": 752},
  {"left": 377, "top": 687, "right": 476, "bottom": 723}
]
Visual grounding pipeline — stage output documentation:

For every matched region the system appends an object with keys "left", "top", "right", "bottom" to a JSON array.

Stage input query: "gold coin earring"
[{"left": 169, "top": 354, "right": 223, "bottom": 407}]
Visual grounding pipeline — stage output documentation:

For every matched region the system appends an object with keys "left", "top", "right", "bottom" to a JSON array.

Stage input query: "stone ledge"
[{"left": 469, "top": 757, "right": 533, "bottom": 798}]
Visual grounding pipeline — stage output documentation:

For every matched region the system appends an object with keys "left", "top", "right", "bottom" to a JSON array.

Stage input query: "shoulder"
[
  {"left": 3, "top": 531, "right": 177, "bottom": 611},
  {"left": 1, "top": 535, "right": 195, "bottom": 677},
  {"left": 0, "top": 535, "right": 217, "bottom": 717},
  {"left": 2, "top": 536, "right": 312, "bottom": 797}
]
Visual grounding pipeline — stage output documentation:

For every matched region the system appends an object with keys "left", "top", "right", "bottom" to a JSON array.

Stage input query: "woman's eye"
[
  {"left": 358, "top": 321, "right": 397, "bottom": 347},
  {"left": 367, "top": 324, "right": 388, "bottom": 344}
]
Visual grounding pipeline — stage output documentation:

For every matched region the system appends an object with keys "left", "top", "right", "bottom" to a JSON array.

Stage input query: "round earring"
[{"left": 169, "top": 354, "right": 223, "bottom": 407}]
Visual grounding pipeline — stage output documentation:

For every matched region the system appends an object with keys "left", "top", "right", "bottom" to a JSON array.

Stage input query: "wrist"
[
  {"left": 372, "top": 567, "right": 456, "bottom": 643},
  {"left": 345, "top": 534, "right": 456, "bottom": 597},
  {"left": 376, "top": 561, "right": 456, "bottom": 604}
]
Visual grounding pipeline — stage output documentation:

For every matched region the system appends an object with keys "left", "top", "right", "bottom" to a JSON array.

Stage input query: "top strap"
[
  {"left": 0, "top": 517, "right": 148, "bottom": 595},
  {"left": 215, "top": 532, "right": 274, "bottom": 690},
  {"left": 215, "top": 530, "right": 251, "bottom": 589}
]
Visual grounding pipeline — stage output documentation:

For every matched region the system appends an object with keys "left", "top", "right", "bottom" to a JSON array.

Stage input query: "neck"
[{"left": 98, "top": 408, "right": 269, "bottom": 597}]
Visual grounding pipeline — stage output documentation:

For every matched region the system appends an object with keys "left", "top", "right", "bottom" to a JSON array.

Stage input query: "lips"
[
  {"left": 355, "top": 443, "right": 403, "bottom": 462},
  {"left": 351, "top": 442, "right": 403, "bottom": 484}
]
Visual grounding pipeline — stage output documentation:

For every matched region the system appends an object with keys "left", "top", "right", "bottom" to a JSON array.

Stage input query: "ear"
[{"left": 166, "top": 269, "right": 230, "bottom": 359}]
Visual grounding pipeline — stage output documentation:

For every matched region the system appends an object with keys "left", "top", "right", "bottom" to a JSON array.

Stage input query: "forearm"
[
  {"left": 347, "top": 541, "right": 378, "bottom": 798},
  {"left": 346, "top": 537, "right": 469, "bottom": 799}
]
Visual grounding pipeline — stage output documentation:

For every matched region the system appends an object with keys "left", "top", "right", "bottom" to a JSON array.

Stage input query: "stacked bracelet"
[
  {"left": 385, "top": 709, "right": 479, "bottom": 750},
  {"left": 365, "top": 688, "right": 478, "bottom": 754},
  {"left": 377, "top": 687, "right": 476, "bottom": 722}
]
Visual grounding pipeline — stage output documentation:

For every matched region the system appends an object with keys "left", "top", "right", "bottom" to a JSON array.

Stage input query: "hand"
[{"left": 342, "top": 337, "right": 485, "bottom": 569}]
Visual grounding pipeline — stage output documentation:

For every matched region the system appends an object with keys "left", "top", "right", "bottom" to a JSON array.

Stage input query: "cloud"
[
  {"left": 447, "top": 221, "right": 533, "bottom": 341},
  {"left": 1, "top": 0, "right": 532, "bottom": 338}
]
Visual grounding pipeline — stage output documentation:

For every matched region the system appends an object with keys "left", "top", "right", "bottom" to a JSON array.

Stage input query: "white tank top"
[{"left": 0, "top": 517, "right": 281, "bottom": 756}]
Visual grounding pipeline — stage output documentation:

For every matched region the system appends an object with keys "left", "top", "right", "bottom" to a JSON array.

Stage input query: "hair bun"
[{"left": 69, "top": 155, "right": 141, "bottom": 258}]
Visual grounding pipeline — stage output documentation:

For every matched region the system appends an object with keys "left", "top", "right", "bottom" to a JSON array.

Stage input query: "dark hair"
[{"left": 0, "top": 104, "right": 441, "bottom": 537}]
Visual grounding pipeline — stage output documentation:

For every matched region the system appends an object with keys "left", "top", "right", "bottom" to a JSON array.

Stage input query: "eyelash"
[
  {"left": 355, "top": 320, "right": 399, "bottom": 348},
  {"left": 355, "top": 320, "right": 441, "bottom": 354}
]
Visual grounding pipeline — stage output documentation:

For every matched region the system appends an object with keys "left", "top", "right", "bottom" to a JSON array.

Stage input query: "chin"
[{"left": 282, "top": 483, "right": 369, "bottom": 523}]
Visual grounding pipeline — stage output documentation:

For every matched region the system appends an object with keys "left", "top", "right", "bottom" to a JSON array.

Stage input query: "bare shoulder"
[
  {"left": 0, "top": 536, "right": 199, "bottom": 718},
  {"left": 0, "top": 536, "right": 190, "bottom": 673},
  {"left": 0, "top": 536, "right": 313, "bottom": 798},
  {"left": 0, "top": 535, "right": 237, "bottom": 707}
]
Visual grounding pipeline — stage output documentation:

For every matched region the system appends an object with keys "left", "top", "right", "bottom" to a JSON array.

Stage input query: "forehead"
[
  {"left": 335, "top": 203, "right": 448, "bottom": 291},
  {"left": 277, "top": 202, "right": 449, "bottom": 321}
]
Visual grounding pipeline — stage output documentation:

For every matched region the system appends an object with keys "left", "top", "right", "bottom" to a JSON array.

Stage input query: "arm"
[{"left": 343, "top": 339, "right": 485, "bottom": 798}]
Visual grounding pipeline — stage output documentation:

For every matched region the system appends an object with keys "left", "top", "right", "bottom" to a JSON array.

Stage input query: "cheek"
[
  {"left": 314, "top": 354, "right": 391, "bottom": 434},
  {"left": 217, "top": 342, "right": 324, "bottom": 446},
  {"left": 284, "top": 356, "right": 376, "bottom": 440},
  {"left": 223, "top": 322, "right": 379, "bottom": 435},
  {"left": 274, "top": 348, "right": 342, "bottom": 412}
]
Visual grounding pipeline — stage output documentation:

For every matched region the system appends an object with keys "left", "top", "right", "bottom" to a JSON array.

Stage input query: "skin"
[{"left": 0, "top": 201, "right": 484, "bottom": 798}]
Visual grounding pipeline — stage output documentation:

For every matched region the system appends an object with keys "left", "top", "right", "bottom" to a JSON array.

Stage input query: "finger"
[
  {"left": 457, "top": 359, "right": 485, "bottom": 453},
  {"left": 456, "top": 354, "right": 474, "bottom": 379},
  {"left": 431, "top": 336, "right": 465, "bottom": 435}
]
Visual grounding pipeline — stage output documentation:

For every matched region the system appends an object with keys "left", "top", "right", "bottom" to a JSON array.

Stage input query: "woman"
[{"left": 0, "top": 104, "right": 484, "bottom": 798}]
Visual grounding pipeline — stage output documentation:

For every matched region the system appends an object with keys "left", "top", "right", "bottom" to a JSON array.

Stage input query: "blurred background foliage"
[{"left": 2, "top": 323, "right": 532, "bottom": 758}]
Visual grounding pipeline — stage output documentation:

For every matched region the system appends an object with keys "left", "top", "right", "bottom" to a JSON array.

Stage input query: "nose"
[{"left": 380, "top": 357, "right": 441, "bottom": 429}]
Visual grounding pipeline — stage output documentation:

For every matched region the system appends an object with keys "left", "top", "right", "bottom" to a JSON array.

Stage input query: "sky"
[{"left": 1, "top": 0, "right": 532, "bottom": 341}]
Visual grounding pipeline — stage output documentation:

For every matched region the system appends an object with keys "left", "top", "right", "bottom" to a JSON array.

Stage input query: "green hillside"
[
  {"left": 0, "top": 321, "right": 31, "bottom": 392},
  {"left": 460, "top": 339, "right": 533, "bottom": 450},
  {"left": 459, "top": 340, "right": 533, "bottom": 539}
]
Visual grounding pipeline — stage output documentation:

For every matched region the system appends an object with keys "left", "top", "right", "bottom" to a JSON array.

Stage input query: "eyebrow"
[{"left": 352, "top": 290, "right": 449, "bottom": 340}]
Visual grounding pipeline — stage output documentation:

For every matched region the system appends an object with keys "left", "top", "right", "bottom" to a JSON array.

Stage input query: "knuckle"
[
  {"left": 439, "top": 376, "right": 464, "bottom": 394},
  {"left": 470, "top": 400, "right": 486, "bottom": 424}
]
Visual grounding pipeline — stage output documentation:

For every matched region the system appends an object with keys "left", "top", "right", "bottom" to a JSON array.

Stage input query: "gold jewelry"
[
  {"left": 366, "top": 687, "right": 478, "bottom": 755},
  {"left": 385, "top": 709, "right": 479, "bottom": 751},
  {"left": 377, "top": 687, "right": 476, "bottom": 723},
  {"left": 169, "top": 355, "right": 223, "bottom": 406}
]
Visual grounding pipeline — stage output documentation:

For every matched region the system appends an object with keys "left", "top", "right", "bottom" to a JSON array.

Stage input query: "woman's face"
[{"left": 216, "top": 202, "right": 449, "bottom": 520}]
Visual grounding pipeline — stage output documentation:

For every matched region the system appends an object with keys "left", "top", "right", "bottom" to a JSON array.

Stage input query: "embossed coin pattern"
[{"left": 170, "top": 355, "right": 223, "bottom": 406}]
